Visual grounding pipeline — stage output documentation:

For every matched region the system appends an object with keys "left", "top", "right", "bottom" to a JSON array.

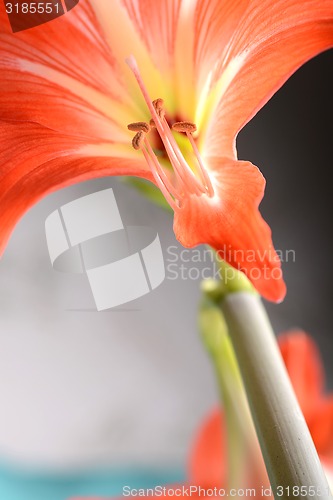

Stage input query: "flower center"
[{"left": 126, "top": 56, "right": 214, "bottom": 211}]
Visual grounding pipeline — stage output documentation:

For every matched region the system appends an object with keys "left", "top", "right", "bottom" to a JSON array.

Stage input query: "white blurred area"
[{"left": 0, "top": 178, "right": 217, "bottom": 472}]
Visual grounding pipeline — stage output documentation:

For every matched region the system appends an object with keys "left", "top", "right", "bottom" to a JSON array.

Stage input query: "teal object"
[{"left": 0, "top": 463, "right": 185, "bottom": 500}]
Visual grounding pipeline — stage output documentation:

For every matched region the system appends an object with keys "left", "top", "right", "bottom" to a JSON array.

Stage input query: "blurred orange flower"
[
  {"left": 68, "top": 331, "right": 333, "bottom": 499},
  {"left": 189, "top": 331, "right": 333, "bottom": 497},
  {"left": 1, "top": 1, "right": 333, "bottom": 301}
]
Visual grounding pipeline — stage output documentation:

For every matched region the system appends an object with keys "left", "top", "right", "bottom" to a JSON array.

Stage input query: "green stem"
[
  {"left": 199, "top": 298, "right": 261, "bottom": 491},
  {"left": 221, "top": 291, "right": 331, "bottom": 499}
]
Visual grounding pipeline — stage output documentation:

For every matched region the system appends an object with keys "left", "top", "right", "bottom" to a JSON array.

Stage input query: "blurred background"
[{"left": 0, "top": 49, "right": 332, "bottom": 499}]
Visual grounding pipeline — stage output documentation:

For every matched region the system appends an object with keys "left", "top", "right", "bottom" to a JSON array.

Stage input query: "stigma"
[{"left": 126, "top": 56, "right": 214, "bottom": 212}]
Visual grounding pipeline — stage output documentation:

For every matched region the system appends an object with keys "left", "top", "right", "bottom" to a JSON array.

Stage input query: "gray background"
[{"left": 0, "top": 50, "right": 332, "bottom": 473}]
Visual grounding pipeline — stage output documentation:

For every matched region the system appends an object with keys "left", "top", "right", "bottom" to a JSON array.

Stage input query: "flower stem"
[
  {"left": 199, "top": 297, "right": 254, "bottom": 490},
  {"left": 221, "top": 291, "right": 331, "bottom": 499}
]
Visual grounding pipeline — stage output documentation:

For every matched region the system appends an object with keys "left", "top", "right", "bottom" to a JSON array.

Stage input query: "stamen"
[
  {"left": 172, "top": 121, "right": 214, "bottom": 197},
  {"left": 153, "top": 98, "right": 164, "bottom": 109},
  {"left": 144, "top": 138, "right": 182, "bottom": 200},
  {"left": 152, "top": 98, "right": 165, "bottom": 119},
  {"left": 159, "top": 126, "right": 197, "bottom": 192},
  {"left": 160, "top": 117, "right": 206, "bottom": 195},
  {"left": 126, "top": 55, "right": 215, "bottom": 205},
  {"left": 172, "top": 122, "right": 197, "bottom": 133},
  {"left": 128, "top": 122, "right": 151, "bottom": 133},
  {"left": 132, "top": 131, "right": 144, "bottom": 150},
  {"left": 140, "top": 143, "right": 178, "bottom": 212},
  {"left": 185, "top": 132, "right": 215, "bottom": 197}
]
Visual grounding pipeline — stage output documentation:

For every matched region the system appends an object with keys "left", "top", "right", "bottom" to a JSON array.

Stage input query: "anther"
[
  {"left": 128, "top": 122, "right": 150, "bottom": 133},
  {"left": 149, "top": 119, "right": 156, "bottom": 128},
  {"left": 132, "top": 131, "right": 144, "bottom": 150},
  {"left": 172, "top": 122, "right": 197, "bottom": 134},
  {"left": 153, "top": 98, "right": 165, "bottom": 119},
  {"left": 153, "top": 98, "right": 164, "bottom": 110}
]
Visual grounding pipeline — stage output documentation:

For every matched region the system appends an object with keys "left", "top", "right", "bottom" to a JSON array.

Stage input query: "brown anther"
[
  {"left": 149, "top": 119, "right": 156, "bottom": 128},
  {"left": 132, "top": 131, "right": 144, "bottom": 150},
  {"left": 127, "top": 121, "right": 150, "bottom": 133},
  {"left": 153, "top": 98, "right": 164, "bottom": 110},
  {"left": 172, "top": 121, "right": 197, "bottom": 134},
  {"left": 152, "top": 98, "right": 165, "bottom": 119}
]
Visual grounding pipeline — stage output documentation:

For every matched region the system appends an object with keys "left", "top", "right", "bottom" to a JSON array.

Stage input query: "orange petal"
[
  {"left": 278, "top": 330, "right": 325, "bottom": 415},
  {"left": 309, "top": 397, "right": 333, "bottom": 464},
  {"left": 188, "top": 407, "right": 226, "bottom": 488},
  {"left": 0, "top": 121, "right": 150, "bottom": 255},
  {"left": 200, "top": 0, "right": 333, "bottom": 156},
  {"left": 114, "top": 0, "right": 181, "bottom": 70},
  {"left": 0, "top": 1, "right": 134, "bottom": 141},
  {"left": 88, "top": 0, "right": 182, "bottom": 114},
  {"left": 193, "top": 0, "right": 248, "bottom": 87},
  {"left": 173, "top": 157, "right": 286, "bottom": 302},
  {"left": 278, "top": 332, "right": 333, "bottom": 468},
  {"left": 171, "top": 0, "right": 251, "bottom": 122},
  {"left": 188, "top": 406, "right": 270, "bottom": 492}
]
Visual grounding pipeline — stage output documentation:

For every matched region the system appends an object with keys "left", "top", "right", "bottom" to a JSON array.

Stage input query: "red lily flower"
[
  {"left": 1, "top": 1, "right": 333, "bottom": 301},
  {"left": 190, "top": 330, "right": 333, "bottom": 496}
]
